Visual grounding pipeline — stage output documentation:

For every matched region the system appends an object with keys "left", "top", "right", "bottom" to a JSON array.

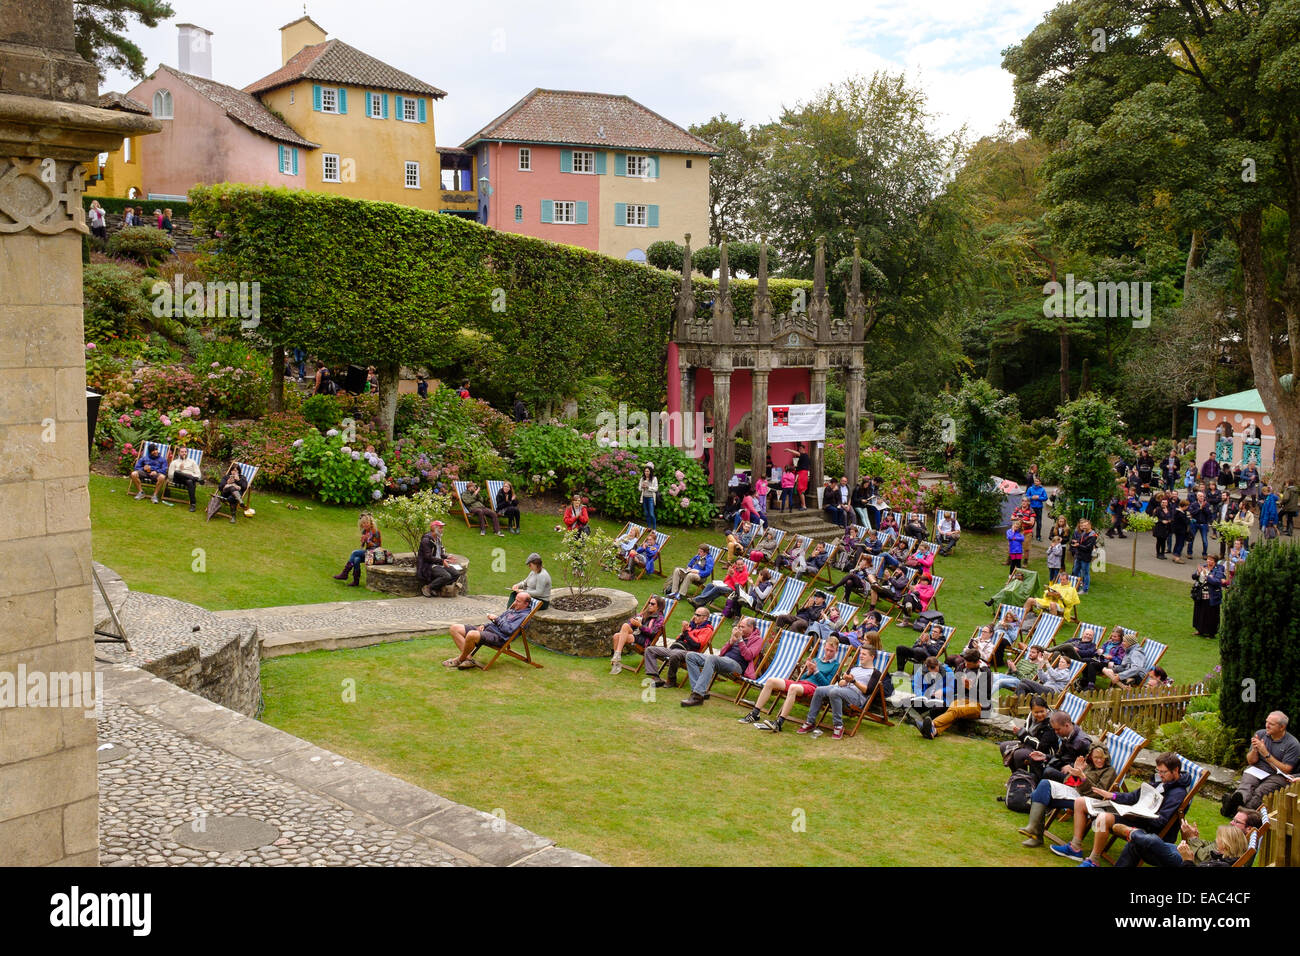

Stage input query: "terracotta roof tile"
[
  {"left": 462, "top": 89, "right": 716, "bottom": 155},
  {"left": 244, "top": 39, "right": 446, "bottom": 98},
  {"left": 158, "top": 65, "right": 317, "bottom": 149},
  {"left": 99, "top": 91, "right": 150, "bottom": 114}
]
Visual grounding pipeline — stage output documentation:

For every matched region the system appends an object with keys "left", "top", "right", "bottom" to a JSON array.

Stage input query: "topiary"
[
  {"left": 105, "top": 225, "right": 174, "bottom": 266},
  {"left": 1218, "top": 540, "right": 1300, "bottom": 747},
  {"left": 302, "top": 393, "right": 342, "bottom": 432}
]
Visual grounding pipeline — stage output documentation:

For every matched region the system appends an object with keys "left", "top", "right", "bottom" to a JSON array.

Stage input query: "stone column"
[
  {"left": 751, "top": 367, "right": 769, "bottom": 484},
  {"left": 810, "top": 366, "right": 827, "bottom": 502},
  {"left": 679, "top": 363, "right": 695, "bottom": 440},
  {"left": 0, "top": 0, "right": 158, "bottom": 867},
  {"left": 843, "top": 363, "right": 865, "bottom": 490},
  {"left": 712, "top": 368, "right": 733, "bottom": 504}
]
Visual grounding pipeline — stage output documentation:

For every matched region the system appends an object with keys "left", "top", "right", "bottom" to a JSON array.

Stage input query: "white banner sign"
[{"left": 768, "top": 404, "right": 826, "bottom": 442}]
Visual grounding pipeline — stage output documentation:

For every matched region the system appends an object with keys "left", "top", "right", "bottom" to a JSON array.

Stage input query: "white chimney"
[{"left": 177, "top": 23, "right": 214, "bottom": 78}]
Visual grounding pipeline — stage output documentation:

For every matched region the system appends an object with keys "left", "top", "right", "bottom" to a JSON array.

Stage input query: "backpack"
[
  {"left": 1001, "top": 771, "right": 1036, "bottom": 813},
  {"left": 323, "top": 378, "right": 338, "bottom": 396}
]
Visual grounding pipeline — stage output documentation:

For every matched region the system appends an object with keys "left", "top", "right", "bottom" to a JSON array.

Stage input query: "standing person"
[
  {"left": 291, "top": 346, "right": 306, "bottom": 381},
  {"left": 154, "top": 207, "right": 164, "bottom": 229},
  {"left": 1191, "top": 554, "right": 1228, "bottom": 637},
  {"left": 1027, "top": 476, "right": 1048, "bottom": 541},
  {"left": 333, "top": 513, "right": 381, "bottom": 587},
  {"left": 1170, "top": 498, "right": 1190, "bottom": 564},
  {"left": 1069, "top": 519, "right": 1098, "bottom": 594},
  {"left": 1107, "top": 491, "right": 1127, "bottom": 539},
  {"left": 1153, "top": 495, "right": 1174, "bottom": 560},
  {"left": 161, "top": 208, "right": 173, "bottom": 234},
  {"left": 1234, "top": 499, "right": 1257, "bottom": 547},
  {"left": 1162, "top": 449, "right": 1180, "bottom": 493},
  {"left": 495, "top": 480, "right": 521, "bottom": 534},
  {"left": 122, "top": 205, "right": 135, "bottom": 227},
  {"left": 1281, "top": 479, "right": 1299, "bottom": 535},
  {"left": 778, "top": 467, "right": 797, "bottom": 513},
  {"left": 1186, "top": 491, "right": 1213, "bottom": 559},
  {"left": 794, "top": 444, "right": 811, "bottom": 510},
  {"left": 512, "top": 396, "right": 528, "bottom": 422},
  {"left": 416, "top": 375, "right": 428, "bottom": 398},
  {"left": 1006, "top": 519, "right": 1025, "bottom": 572},
  {"left": 638, "top": 464, "right": 658, "bottom": 532},
  {"left": 458, "top": 382, "right": 470, "bottom": 399},
  {"left": 87, "top": 200, "right": 107, "bottom": 240},
  {"left": 1260, "top": 484, "right": 1281, "bottom": 540},
  {"left": 1046, "top": 533, "right": 1065, "bottom": 582}
]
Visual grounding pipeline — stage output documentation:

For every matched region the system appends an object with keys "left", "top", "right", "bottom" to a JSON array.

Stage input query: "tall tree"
[
  {"left": 74, "top": 0, "right": 174, "bottom": 80},
  {"left": 689, "top": 114, "right": 760, "bottom": 245},
  {"left": 1003, "top": 0, "right": 1300, "bottom": 481}
]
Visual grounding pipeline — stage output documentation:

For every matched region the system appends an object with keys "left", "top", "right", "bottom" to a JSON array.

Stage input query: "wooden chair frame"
[{"left": 477, "top": 598, "right": 544, "bottom": 671}]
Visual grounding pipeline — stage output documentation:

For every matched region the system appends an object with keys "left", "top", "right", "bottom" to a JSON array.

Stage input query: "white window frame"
[
  {"left": 625, "top": 203, "right": 648, "bottom": 227},
  {"left": 320, "top": 87, "right": 338, "bottom": 114},
  {"left": 368, "top": 92, "right": 383, "bottom": 118},
  {"left": 514, "top": 204, "right": 523, "bottom": 222},
  {"left": 123, "top": 137, "right": 132, "bottom": 163},
  {"left": 289, "top": 90, "right": 295, "bottom": 105},
  {"left": 322, "top": 153, "right": 340, "bottom": 183},
  {"left": 404, "top": 161, "right": 421, "bottom": 189},
  {"left": 625, "top": 155, "right": 647, "bottom": 178},
  {"left": 572, "top": 150, "right": 595, "bottom": 174},
  {"left": 553, "top": 200, "right": 576, "bottom": 223},
  {"left": 518, "top": 147, "right": 531, "bottom": 171},
  {"left": 152, "top": 89, "right": 173, "bottom": 120},
  {"left": 402, "top": 97, "right": 418, "bottom": 122}
]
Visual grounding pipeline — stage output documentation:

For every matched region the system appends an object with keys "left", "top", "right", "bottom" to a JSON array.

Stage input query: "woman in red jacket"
[{"left": 560, "top": 495, "right": 589, "bottom": 536}]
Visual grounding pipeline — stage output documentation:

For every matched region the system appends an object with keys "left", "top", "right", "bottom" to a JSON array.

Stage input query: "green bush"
[
  {"left": 1152, "top": 710, "right": 1247, "bottom": 768},
  {"left": 219, "top": 412, "right": 312, "bottom": 493},
  {"left": 509, "top": 424, "right": 597, "bottom": 496},
  {"left": 293, "top": 430, "right": 385, "bottom": 505},
  {"left": 646, "top": 240, "right": 685, "bottom": 271},
  {"left": 82, "top": 263, "right": 152, "bottom": 342},
  {"left": 302, "top": 394, "right": 342, "bottom": 432},
  {"left": 105, "top": 226, "right": 174, "bottom": 266}
]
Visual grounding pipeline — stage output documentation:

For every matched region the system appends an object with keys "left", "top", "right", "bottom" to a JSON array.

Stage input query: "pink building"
[
  {"left": 1189, "top": 389, "right": 1275, "bottom": 471},
  {"left": 478, "top": 142, "right": 599, "bottom": 248}
]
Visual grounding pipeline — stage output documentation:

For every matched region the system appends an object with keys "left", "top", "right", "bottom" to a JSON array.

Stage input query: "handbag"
[{"left": 365, "top": 548, "right": 392, "bottom": 566}]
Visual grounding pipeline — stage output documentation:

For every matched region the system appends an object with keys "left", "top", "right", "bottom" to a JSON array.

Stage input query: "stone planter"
[
  {"left": 365, "top": 552, "right": 469, "bottom": 597},
  {"left": 529, "top": 587, "right": 639, "bottom": 657}
]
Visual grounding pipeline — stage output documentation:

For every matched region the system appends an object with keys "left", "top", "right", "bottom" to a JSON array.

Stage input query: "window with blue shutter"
[
  {"left": 560, "top": 150, "right": 572, "bottom": 173},
  {"left": 614, "top": 153, "right": 627, "bottom": 176},
  {"left": 648, "top": 204, "right": 659, "bottom": 228},
  {"left": 540, "top": 200, "right": 554, "bottom": 223},
  {"left": 649, "top": 155, "right": 661, "bottom": 179},
  {"left": 312, "top": 84, "right": 322, "bottom": 111},
  {"left": 291, "top": 148, "right": 299, "bottom": 176},
  {"left": 614, "top": 202, "right": 627, "bottom": 226},
  {"left": 595, "top": 152, "right": 607, "bottom": 175},
  {"left": 417, "top": 98, "right": 426, "bottom": 123},
  {"left": 576, "top": 201, "right": 588, "bottom": 225},
  {"left": 395, "top": 95, "right": 404, "bottom": 120},
  {"left": 337, "top": 88, "right": 347, "bottom": 114},
  {"left": 382, "top": 94, "right": 389, "bottom": 118},
  {"left": 277, "top": 145, "right": 286, "bottom": 174}
]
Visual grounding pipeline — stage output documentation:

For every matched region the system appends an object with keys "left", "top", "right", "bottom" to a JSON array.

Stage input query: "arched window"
[
  {"left": 152, "top": 89, "right": 173, "bottom": 119},
  {"left": 514, "top": 204, "right": 523, "bottom": 222}
]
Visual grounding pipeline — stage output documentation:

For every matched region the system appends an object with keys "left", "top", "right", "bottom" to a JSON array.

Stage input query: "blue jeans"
[
  {"left": 1116, "top": 829, "right": 1182, "bottom": 868},
  {"left": 685, "top": 651, "right": 741, "bottom": 694},
  {"left": 806, "top": 683, "right": 867, "bottom": 727},
  {"left": 643, "top": 496, "right": 656, "bottom": 531},
  {"left": 694, "top": 583, "right": 734, "bottom": 605},
  {"left": 1071, "top": 557, "right": 1091, "bottom": 592},
  {"left": 1187, "top": 521, "right": 1208, "bottom": 557},
  {"left": 348, "top": 549, "right": 367, "bottom": 566},
  {"left": 779, "top": 487, "right": 795, "bottom": 511},
  {"left": 1030, "top": 779, "right": 1077, "bottom": 814},
  {"left": 991, "top": 673, "right": 1023, "bottom": 694}
]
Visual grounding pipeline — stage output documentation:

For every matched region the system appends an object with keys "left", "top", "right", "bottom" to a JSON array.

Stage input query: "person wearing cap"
[
  {"left": 1100, "top": 632, "right": 1148, "bottom": 686},
  {"left": 417, "top": 520, "right": 462, "bottom": 597},
  {"left": 511, "top": 553, "right": 552, "bottom": 610}
]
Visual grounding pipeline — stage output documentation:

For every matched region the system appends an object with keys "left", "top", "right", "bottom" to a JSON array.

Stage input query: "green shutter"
[
  {"left": 364, "top": 91, "right": 372, "bottom": 116},
  {"left": 614, "top": 202, "right": 627, "bottom": 226},
  {"left": 337, "top": 88, "right": 347, "bottom": 114},
  {"left": 649, "top": 154, "right": 661, "bottom": 179},
  {"left": 382, "top": 94, "right": 389, "bottom": 118},
  {"left": 395, "top": 95, "right": 404, "bottom": 120},
  {"left": 540, "top": 200, "right": 554, "bottom": 223},
  {"left": 648, "top": 204, "right": 659, "bottom": 228},
  {"left": 291, "top": 148, "right": 299, "bottom": 176},
  {"left": 576, "top": 201, "right": 588, "bottom": 225},
  {"left": 615, "top": 153, "right": 626, "bottom": 176},
  {"left": 312, "top": 84, "right": 321, "bottom": 111},
  {"left": 277, "top": 145, "right": 285, "bottom": 173},
  {"left": 417, "top": 98, "right": 427, "bottom": 123},
  {"left": 595, "top": 151, "right": 607, "bottom": 175},
  {"left": 559, "top": 149, "right": 572, "bottom": 173}
]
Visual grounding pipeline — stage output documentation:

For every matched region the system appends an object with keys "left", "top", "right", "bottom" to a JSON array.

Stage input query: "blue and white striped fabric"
[
  {"left": 1104, "top": 726, "right": 1148, "bottom": 781},
  {"left": 899, "top": 534, "right": 917, "bottom": 552},
  {"left": 873, "top": 650, "right": 893, "bottom": 673},
  {"left": 933, "top": 510, "right": 958, "bottom": 540},
  {"left": 1141, "top": 640, "right": 1168, "bottom": 673},
  {"left": 235, "top": 462, "right": 258, "bottom": 489},
  {"left": 996, "top": 604, "right": 1026, "bottom": 623},
  {"left": 1073, "top": 622, "right": 1107, "bottom": 644},
  {"left": 867, "top": 554, "right": 884, "bottom": 576},
  {"left": 485, "top": 479, "right": 504, "bottom": 506},
  {"left": 742, "top": 629, "right": 809, "bottom": 687},
  {"left": 763, "top": 578, "right": 807, "bottom": 618},
  {"left": 930, "top": 575, "right": 944, "bottom": 594},
  {"left": 1117, "top": 626, "right": 1138, "bottom": 639},
  {"left": 703, "top": 611, "right": 724, "bottom": 651},
  {"left": 1058, "top": 691, "right": 1089, "bottom": 724},
  {"left": 704, "top": 545, "right": 725, "bottom": 569},
  {"left": 751, "top": 617, "right": 773, "bottom": 641},
  {"left": 452, "top": 481, "right": 471, "bottom": 520},
  {"left": 660, "top": 597, "right": 678, "bottom": 626},
  {"left": 833, "top": 601, "right": 859, "bottom": 629},
  {"left": 186, "top": 448, "right": 203, "bottom": 468},
  {"left": 1056, "top": 573, "right": 1082, "bottom": 589},
  {"left": 1059, "top": 659, "right": 1085, "bottom": 690},
  {"left": 1025, "top": 612, "right": 1063, "bottom": 649},
  {"left": 890, "top": 511, "right": 905, "bottom": 530}
]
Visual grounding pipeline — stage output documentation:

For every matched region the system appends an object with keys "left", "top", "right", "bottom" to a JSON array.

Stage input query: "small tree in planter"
[
  {"left": 554, "top": 528, "right": 621, "bottom": 599},
  {"left": 378, "top": 488, "right": 453, "bottom": 555},
  {"left": 1121, "top": 511, "right": 1155, "bottom": 576}
]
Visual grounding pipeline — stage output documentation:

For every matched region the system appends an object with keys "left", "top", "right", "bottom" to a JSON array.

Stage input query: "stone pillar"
[
  {"left": 751, "top": 368, "right": 769, "bottom": 484},
  {"left": 0, "top": 0, "right": 159, "bottom": 867},
  {"left": 810, "top": 366, "right": 827, "bottom": 501},
  {"left": 843, "top": 363, "right": 865, "bottom": 490},
  {"left": 679, "top": 363, "right": 694, "bottom": 428},
  {"left": 712, "top": 368, "right": 733, "bottom": 504}
]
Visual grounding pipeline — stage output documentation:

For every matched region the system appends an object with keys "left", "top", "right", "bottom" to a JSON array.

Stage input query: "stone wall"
[
  {"left": 139, "top": 629, "right": 262, "bottom": 717},
  {"left": 102, "top": 212, "right": 200, "bottom": 253},
  {"left": 529, "top": 589, "right": 639, "bottom": 657}
]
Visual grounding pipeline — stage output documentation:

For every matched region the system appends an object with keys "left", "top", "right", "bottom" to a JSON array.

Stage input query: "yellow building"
[{"left": 84, "top": 92, "right": 148, "bottom": 199}]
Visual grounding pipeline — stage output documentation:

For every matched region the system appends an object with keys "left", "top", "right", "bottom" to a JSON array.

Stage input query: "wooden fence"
[
  {"left": 1259, "top": 777, "right": 1300, "bottom": 867},
  {"left": 998, "top": 682, "right": 1206, "bottom": 736}
]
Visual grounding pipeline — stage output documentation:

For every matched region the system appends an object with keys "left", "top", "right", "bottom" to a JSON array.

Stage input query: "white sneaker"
[
  {"left": 150, "top": 496, "right": 159, "bottom": 504},
  {"left": 610, "top": 658, "right": 623, "bottom": 675},
  {"left": 133, "top": 492, "right": 146, "bottom": 500}
]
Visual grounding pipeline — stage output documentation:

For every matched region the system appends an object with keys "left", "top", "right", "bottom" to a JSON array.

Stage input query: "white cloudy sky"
[{"left": 102, "top": 0, "right": 1058, "bottom": 145}]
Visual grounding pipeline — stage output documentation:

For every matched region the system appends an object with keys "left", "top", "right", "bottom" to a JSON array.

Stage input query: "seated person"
[
  {"left": 843, "top": 610, "right": 885, "bottom": 647},
  {"left": 165, "top": 445, "right": 202, "bottom": 511},
  {"left": 725, "top": 520, "right": 758, "bottom": 560},
  {"left": 1169, "top": 810, "right": 1261, "bottom": 864},
  {"left": 643, "top": 606, "right": 715, "bottom": 688},
  {"left": 905, "top": 545, "right": 935, "bottom": 576},
  {"left": 560, "top": 495, "right": 590, "bottom": 535},
  {"left": 894, "top": 621, "right": 947, "bottom": 676},
  {"left": 900, "top": 655, "right": 953, "bottom": 727},
  {"left": 998, "top": 696, "right": 1058, "bottom": 774},
  {"left": 510, "top": 552, "right": 552, "bottom": 610},
  {"left": 867, "top": 566, "right": 908, "bottom": 610},
  {"left": 966, "top": 624, "right": 1003, "bottom": 668},
  {"left": 609, "top": 595, "right": 666, "bottom": 674},
  {"left": 894, "top": 573, "right": 936, "bottom": 626},
  {"left": 803, "top": 604, "right": 843, "bottom": 644},
  {"left": 689, "top": 559, "right": 749, "bottom": 608},
  {"left": 1015, "top": 650, "right": 1073, "bottom": 698},
  {"left": 1099, "top": 633, "right": 1148, "bottom": 687},
  {"left": 1020, "top": 744, "right": 1116, "bottom": 847},
  {"left": 1050, "top": 751, "right": 1192, "bottom": 865},
  {"left": 209, "top": 463, "right": 249, "bottom": 524},
  {"left": 1051, "top": 624, "right": 1102, "bottom": 665},
  {"left": 992, "top": 643, "right": 1050, "bottom": 694},
  {"left": 619, "top": 531, "right": 662, "bottom": 580},
  {"left": 722, "top": 567, "right": 776, "bottom": 618},
  {"left": 1036, "top": 711, "right": 1092, "bottom": 782},
  {"left": 804, "top": 542, "right": 831, "bottom": 573},
  {"left": 666, "top": 545, "right": 715, "bottom": 600},
  {"left": 1081, "top": 626, "right": 1127, "bottom": 689},
  {"left": 828, "top": 553, "right": 875, "bottom": 601},
  {"left": 416, "top": 520, "right": 463, "bottom": 597},
  {"left": 460, "top": 481, "right": 503, "bottom": 536},
  {"left": 822, "top": 479, "right": 847, "bottom": 527},
  {"left": 858, "top": 530, "right": 884, "bottom": 557},
  {"left": 1113, "top": 822, "right": 1249, "bottom": 867},
  {"left": 740, "top": 635, "right": 842, "bottom": 732},
  {"left": 1221, "top": 710, "right": 1298, "bottom": 816},
  {"left": 748, "top": 527, "right": 783, "bottom": 563},
  {"left": 443, "top": 592, "right": 534, "bottom": 669},
  {"left": 776, "top": 537, "right": 807, "bottom": 573},
  {"left": 614, "top": 524, "right": 642, "bottom": 556},
  {"left": 832, "top": 527, "right": 862, "bottom": 571},
  {"left": 917, "top": 649, "right": 993, "bottom": 739},
  {"left": 879, "top": 541, "right": 909, "bottom": 571},
  {"left": 129, "top": 443, "right": 168, "bottom": 502},
  {"left": 1020, "top": 581, "right": 1076, "bottom": 620},
  {"left": 877, "top": 512, "right": 898, "bottom": 536},
  {"left": 936, "top": 513, "right": 961, "bottom": 553},
  {"left": 772, "top": 591, "right": 828, "bottom": 633},
  {"left": 797, "top": 643, "right": 883, "bottom": 740},
  {"left": 680, "top": 617, "right": 766, "bottom": 707}
]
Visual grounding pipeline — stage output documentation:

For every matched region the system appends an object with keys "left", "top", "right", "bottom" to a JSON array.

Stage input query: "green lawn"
[{"left": 90, "top": 474, "right": 1225, "bottom": 865}]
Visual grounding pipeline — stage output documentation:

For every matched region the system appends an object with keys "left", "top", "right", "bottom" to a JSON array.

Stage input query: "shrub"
[
  {"left": 1152, "top": 710, "right": 1247, "bottom": 768},
  {"left": 302, "top": 394, "right": 342, "bottom": 432},
  {"left": 105, "top": 226, "right": 174, "bottom": 266},
  {"left": 220, "top": 412, "right": 313, "bottom": 493},
  {"left": 82, "top": 263, "right": 151, "bottom": 342},
  {"left": 136, "top": 366, "right": 206, "bottom": 411},
  {"left": 509, "top": 424, "right": 597, "bottom": 496},
  {"left": 293, "top": 430, "right": 388, "bottom": 506},
  {"left": 378, "top": 488, "right": 453, "bottom": 554},
  {"left": 553, "top": 527, "right": 621, "bottom": 596},
  {"left": 583, "top": 445, "right": 715, "bottom": 527},
  {"left": 645, "top": 240, "right": 685, "bottom": 271},
  {"left": 1042, "top": 394, "right": 1128, "bottom": 530},
  {"left": 1218, "top": 540, "right": 1300, "bottom": 743},
  {"left": 196, "top": 360, "right": 268, "bottom": 418}
]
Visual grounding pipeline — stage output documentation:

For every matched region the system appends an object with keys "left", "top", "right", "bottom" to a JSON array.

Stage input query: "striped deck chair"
[
  {"left": 477, "top": 597, "right": 544, "bottom": 671},
  {"left": 451, "top": 481, "right": 473, "bottom": 528},
  {"left": 484, "top": 479, "right": 504, "bottom": 514},
  {"left": 210, "top": 461, "right": 259, "bottom": 513},
  {"left": 833, "top": 601, "right": 860, "bottom": 630},
  {"left": 634, "top": 530, "right": 671, "bottom": 579},
  {"left": 889, "top": 511, "right": 905, "bottom": 531},
  {"left": 162, "top": 446, "right": 204, "bottom": 503},
  {"left": 701, "top": 611, "right": 725, "bottom": 652},
  {"left": 1140, "top": 639, "right": 1168, "bottom": 674},
  {"left": 1100, "top": 754, "right": 1210, "bottom": 864},
  {"left": 1010, "top": 612, "right": 1064, "bottom": 667},
  {"left": 753, "top": 571, "right": 785, "bottom": 614},
  {"left": 966, "top": 625, "right": 1010, "bottom": 668},
  {"left": 995, "top": 604, "right": 1027, "bottom": 625},
  {"left": 907, "top": 512, "right": 929, "bottom": 536},
  {"left": 128, "top": 442, "right": 169, "bottom": 492},
  {"left": 752, "top": 527, "right": 786, "bottom": 562},
  {"left": 815, "top": 650, "right": 895, "bottom": 735},
  {"left": 1055, "top": 572, "right": 1083, "bottom": 590},
  {"left": 1043, "top": 724, "right": 1147, "bottom": 845},
  {"left": 760, "top": 576, "right": 808, "bottom": 620},
  {"left": 1057, "top": 690, "right": 1090, "bottom": 725},
  {"left": 768, "top": 634, "right": 854, "bottom": 719},
  {"left": 706, "top": 618, "right": 775, "bottom": 695},
  {"left": 1057, "top": 659, "right": 1087, "bottom": 694},
  {"left": 630, "top": 596, "right": 679, "bottom": 675},
  {"left": 926, "top": 574, "right": 945, "bottom": 610},
  {"left": 1067, "top": 621, "right": 1107, "bottom": 645},
  {"left": 807, "top": 541, "right": 840, "bottom": 586},
  {"left": 898, "top": 534, "right": 918, "bottom": 555},
  {"left": 1232, "top": 810, "right": 1268, "bottom": 868},
  {"left": 732, "top": 626, "right": 808, "bottom": 705}
]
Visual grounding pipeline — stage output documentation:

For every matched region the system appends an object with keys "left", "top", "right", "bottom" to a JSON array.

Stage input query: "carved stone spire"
[
  {"left": 674, "top": 232, "right": 696, "bottom": 340},
  {"left": 846, "top": 238, "right": 866, "bottom": 341},
  {"left": 712, "top": 238, "right": 733, "bottom": 343},
  {"left": 810, "top": 236, "right": 831, "bottom": 341},
  {"left": 753, "top": 236, "right": 773, "bottom": 341}
]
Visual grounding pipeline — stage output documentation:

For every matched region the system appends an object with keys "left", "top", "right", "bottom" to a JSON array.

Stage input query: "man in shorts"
[{"left": 443, "top": 591, "right": 533, "bottom": 669}]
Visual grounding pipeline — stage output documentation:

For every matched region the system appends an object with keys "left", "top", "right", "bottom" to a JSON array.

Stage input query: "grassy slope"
[{"left": 90, "top": 474, "right": 1224, "bottom": 864}]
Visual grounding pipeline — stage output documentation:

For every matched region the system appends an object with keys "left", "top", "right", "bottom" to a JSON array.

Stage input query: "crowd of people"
[{"left": 126, "top": 442, "right": 251, "bottom": 522}]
